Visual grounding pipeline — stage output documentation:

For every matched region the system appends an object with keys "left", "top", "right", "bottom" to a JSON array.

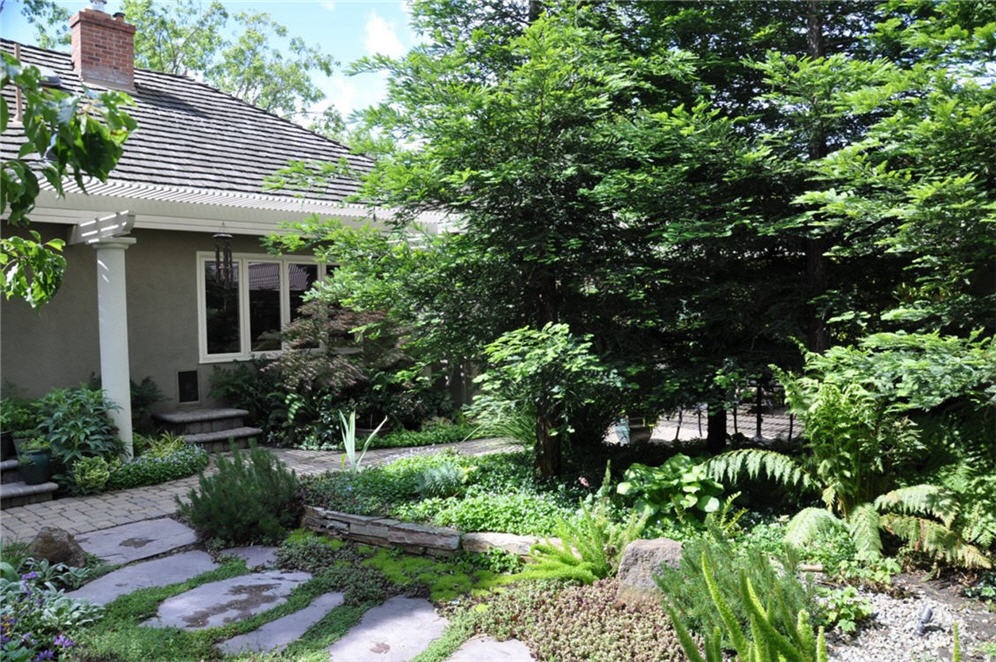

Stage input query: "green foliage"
[
  {"left": 963, "top": 571, "right": 996, "bottom": 608},
  {"left": 1, "top": 567, "right": 103, "bottom": 661},
  {"left": 176, "top": 445, "right": 299, "bottom": 545},
  {"left": 401, "top": 492, "right": 573, "bottom": 537},
  {"left": 415, "top": 461, "right": 467, "bottom": 499},
  {"left": 668, "top": 551, "right": 828, "bottom": 662},
  {"left": 475, "top": 323, "right": 623, "bottom": 475},
  {"left": 106, "top": 444, "right": 208, "bottom": 491},
  {"left": 371, "top": 422, "right": 475, "bottom": 449},
  {"left": 466, "top": 397, "right": 537, "bottom": 448},
  {"left": 128, "top": 376, "right": 166, "bottom": 435},
  {"left": 517, "top": 495, "right": 646, "bottom": 584},
  {"left": 0, "top": 396, "right": 37, "bottom": 433},
  {"left": 70, "top": 455, "right": 111, "bottom": 495},
  {"left": 657, "top": 530, "right": 818, "bottom": 650},
  {"left": 34, "top": 386, "right": 120, "bottom": 477},
  {"left": 817, "top": 586, "right": 872, "bottom": 635},
  {"left": 339, "top": 409, "right": 387, "bottom": 474},
  {"left": 1, "top": 52, "right": 134, "bottom": 308},
  {"left": 617, "top": 454, "right": 724, "bottom": 524},
  {"left": 210, "top": 358, "right": 287, "bottom": 441}
]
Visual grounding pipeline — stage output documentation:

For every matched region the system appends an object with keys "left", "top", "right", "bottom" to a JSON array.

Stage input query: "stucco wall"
[{"left": 1, "top": 223, "right": 294, "bottom": 409}]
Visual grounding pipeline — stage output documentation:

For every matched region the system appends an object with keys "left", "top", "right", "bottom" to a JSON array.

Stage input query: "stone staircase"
[
  {"left": 152, "top": 408, "right": 263, "bottom": 452},
  {"left": 1, "top": 458, "right": 58, "bottom": 509}
]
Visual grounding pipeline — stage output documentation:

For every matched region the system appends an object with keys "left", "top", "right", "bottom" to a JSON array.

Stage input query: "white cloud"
[
  {"left": 364, "top": 11, "right": 405, "bottom": 59},
  {"left": 320, "top": 1, "right": 335, "bottom": 10}
]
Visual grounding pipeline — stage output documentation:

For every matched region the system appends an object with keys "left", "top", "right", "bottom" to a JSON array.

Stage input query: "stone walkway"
[
  {"left": 58, "top": 514, "right": 533, "bottom": 660},
  {"left": 0, "top": 438, "right": 514, "bottom": 543}
]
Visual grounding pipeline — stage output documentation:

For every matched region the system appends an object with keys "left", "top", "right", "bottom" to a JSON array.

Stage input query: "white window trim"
[{"left": 196, "top": 251, "right": 326, "bottom": 364}]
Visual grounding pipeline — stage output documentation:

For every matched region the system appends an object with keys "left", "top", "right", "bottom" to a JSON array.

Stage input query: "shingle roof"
[{"left": 1, "top": 39, "right": 373, "bottom": 204}]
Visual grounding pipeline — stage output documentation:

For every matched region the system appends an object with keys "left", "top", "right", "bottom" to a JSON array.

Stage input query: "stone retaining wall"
[{"left": 302, "top": 505, "right": 551, "bottom": 558}]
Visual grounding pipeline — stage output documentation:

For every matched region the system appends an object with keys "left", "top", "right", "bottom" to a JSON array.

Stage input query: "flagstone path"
[
  {"left": 0, "top": 438, "right": 515, "bottom": 542},
  {"left": 67, "top": 550, "right": 218, "bottom": 605},
  {"left": 327, "top": 596, "right": 450, "bottom": 662},
  {"left": 216, "top": 591, "right": 345, "bottom": 655}
]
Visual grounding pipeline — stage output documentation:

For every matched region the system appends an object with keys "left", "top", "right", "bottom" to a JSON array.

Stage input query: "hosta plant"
[
  {"left": 707, "top": 379, "right": 991, "bottom": 568},
  {"left": 617, "top": 453, "right": 723, "bottom": 523}
]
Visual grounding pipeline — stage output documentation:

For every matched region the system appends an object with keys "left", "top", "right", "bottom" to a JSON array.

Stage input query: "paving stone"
[
  {"left": 216, "top": 591, "right": 344, "bottom": 655},
  {"left": 75, "top": 518, "right": 197, "bottom": 564},
  {"left": 143, "top": 570, "right": 312, "bottom": 630},
  {"left": 446, "top": 635, "right": 534, "bottom": 661},
  {"left": 222, "top": 546, "right": 278, "bottom": 569},
  {"left": 67, "top": 551, "right": 218, "bottom": 605},
  {"left": 328, "top": 596, "right": 448, "bottom": 662}
]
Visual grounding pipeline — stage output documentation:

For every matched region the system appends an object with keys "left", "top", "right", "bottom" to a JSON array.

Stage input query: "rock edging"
[{"left": 302, "top": 505, "right": 552, "bottom": 558}]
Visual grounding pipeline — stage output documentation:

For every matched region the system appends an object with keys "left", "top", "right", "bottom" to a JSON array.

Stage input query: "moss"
[{"left": 362, "top": 548, "right": 507, "bottom": 603}]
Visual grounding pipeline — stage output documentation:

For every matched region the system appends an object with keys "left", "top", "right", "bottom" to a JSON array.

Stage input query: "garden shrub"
[
  {"left": 70, "top": 456, "right": 111, "bottom": 494},
  {"left": 370, "top": 421, "right": 475, "bottom": 449},
  {"left": 0, "top": 395, "right": 37, "bottom": 433},
  {"left": 176, "top": 445, "right": 299, "bottom": 545},
  {"left": 656, "top": 529, "right": 819, "bottom": 649},
  {"left": 473, "top": 578, "right": 687, "bottom": 661},
  {"left": 106, "top": 444, "right": 208, "bottom": 491},
  {"left": 34, "top": 386, "right": 120, "bottom": 473},
  {"left": 617, "top": 454, "right": 724, "bottom": 524}
]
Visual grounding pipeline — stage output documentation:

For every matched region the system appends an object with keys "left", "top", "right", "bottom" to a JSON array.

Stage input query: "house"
[{"left": 1, "top": 6, "right": 439, "bottom": 445}]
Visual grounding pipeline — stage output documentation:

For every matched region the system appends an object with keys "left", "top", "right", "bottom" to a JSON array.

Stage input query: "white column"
[{"left": 92, "top": 237, "right": 136, "bottom": 459}]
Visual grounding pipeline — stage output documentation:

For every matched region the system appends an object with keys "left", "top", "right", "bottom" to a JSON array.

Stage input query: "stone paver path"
[
  {"left": 66, "top": 550, "right": 218, "bottom": 605},
  {"left": 328, "top": 596, "right": 449, "bottom": 662},
  {"left": 221, "top": 545, "right": 278, "bottom": 570},
  {"left": 447, "top": 635, "right": 535, "bottom": 661},
  {"left": 143, "top": 570, "right": 312, "bottom": 630},
  {"left": 76, "top": 518, "right": 197, "bottom": 564},
  {"left": 0, "top": 438, "right": 514, "bottom": 542},
  {"left": 216, "top": 591, "right": 344, "bottom": 655}
]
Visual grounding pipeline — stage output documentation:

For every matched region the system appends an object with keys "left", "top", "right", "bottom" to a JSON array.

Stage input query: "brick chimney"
[{"left": 70, "top": 6, "right": 136, "bottom": 91}]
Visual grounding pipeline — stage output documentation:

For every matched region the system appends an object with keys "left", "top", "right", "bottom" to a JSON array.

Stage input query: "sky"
[{"left": 0, "top": 0, "right": 419, "bottom": 124}]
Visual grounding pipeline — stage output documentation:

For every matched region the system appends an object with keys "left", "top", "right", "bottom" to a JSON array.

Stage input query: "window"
[{"left": 197, "top": 252, "right": 324, "bottom": 362}]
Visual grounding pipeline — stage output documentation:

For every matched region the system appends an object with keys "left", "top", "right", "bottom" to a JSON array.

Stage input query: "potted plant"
[
  {"left": 0, "top": 398, "right": 37, "bottom": 461},
  {"left": 17, "top": 436, "right": 52, "bottom": 485}
]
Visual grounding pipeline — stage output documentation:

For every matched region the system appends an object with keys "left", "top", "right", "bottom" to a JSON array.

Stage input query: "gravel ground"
[{"left": 827, "top": 587, "right": 995, "bottom": 662}]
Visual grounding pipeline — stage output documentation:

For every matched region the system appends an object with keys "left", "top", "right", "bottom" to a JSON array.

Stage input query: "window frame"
[{"left": 196, "top": 251, "right": 326, "bottom": 364}]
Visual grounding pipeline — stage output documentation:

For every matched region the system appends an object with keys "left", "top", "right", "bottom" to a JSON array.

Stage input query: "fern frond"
[
  {"left": 668, "top": 606, "right": 708, "bottom": 662},
  {"left": 706, "top": 449, "right": 813, "bottom": 491},
  {"left": 701, "top": 552, "right": 750, "bottom": 657},
  {"left": 846, "top": 503, "right": 882, "bottom": 560},
  {"left": 784, "top": 507, "right": 844, "bottom": 549},
  {"left": 879, "top": 514, "right": 992, "bottom": 569},
  {"left": 740, "top": 573, "right": 806, "bottom": 662},
  {"left": 874, "top": 484, "right": 960, "bottom": 527}
]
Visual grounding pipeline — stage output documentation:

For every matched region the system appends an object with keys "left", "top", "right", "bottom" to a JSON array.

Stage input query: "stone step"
[
  {"left": 328, "top": 596, "right": 449, "bottom": 662},
  {"left": 217, "top": 591, "right": 345, "bottom": 655},
  {"left": 1, "top": 458, "right": 22, "bottom": 483},
  {"left": 0, "top": 479, "right": 58, "bottom": 509},
  {"left": 153, "top": 408, "right": 249, "bottom": 435},
  {"left": 182, "top": 426, "right": 263, "bottom": 453},
  {"left": 143, "top": 570, "right": 312, "bottom": 630},
  {"left": 446, "top": 635, "right": 534, "bottom": 661},
  {"left": 67, "top": 551, "right": 219, "bottom": 605}
]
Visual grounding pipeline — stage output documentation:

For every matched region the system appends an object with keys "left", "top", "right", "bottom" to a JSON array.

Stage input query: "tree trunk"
[
  {"left": 535, "top": 411, "right": 560, "bottom": 477},
  {"left": 706, "top": 403, "right": 727, "bottom": 453},
  {"left": 805, "top": 1, "right": 830, "bottom": 353}
]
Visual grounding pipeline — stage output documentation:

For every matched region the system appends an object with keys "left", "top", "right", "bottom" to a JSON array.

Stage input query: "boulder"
[
  {"left": 614, "top": 538, "right": 683, "bottom": 607},
  {"left": 26, "top": 527, "right": 88, "bottom": 567}
]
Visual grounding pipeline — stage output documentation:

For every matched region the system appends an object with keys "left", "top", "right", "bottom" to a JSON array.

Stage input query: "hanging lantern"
[{"left": 213, "top": 231, "right": 234, "bottom": 289}]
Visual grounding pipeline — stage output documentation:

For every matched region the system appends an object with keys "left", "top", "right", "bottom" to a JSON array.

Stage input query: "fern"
[
  {"left": 846, "top": 503, "right": 883, "bottom": 561},
  {"left": 706, "top": 449, "right": 813, "bottom": 492},
  {"left": 515, "top": 493, "right": 646, "bottom": 584},
  {"left": 879, "top": 514, "right": 992, "bottom": 569},
  {"left": 784, "top": 507, "right": 844, "bottom": 549},
  {"left": 874, "top": 484, "right": 959, "bottom": 527}
]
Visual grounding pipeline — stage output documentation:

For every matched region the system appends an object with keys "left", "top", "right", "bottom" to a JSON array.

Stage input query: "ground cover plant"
[{"left": 300, "top": 451, "right": 583, "bottom": 536}]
